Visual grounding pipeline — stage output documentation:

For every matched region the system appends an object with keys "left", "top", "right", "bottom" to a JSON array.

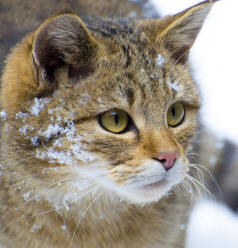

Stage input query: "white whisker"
[
  {"left": 185, "top": 174, "right": 214, "bottom": 200},
  {"left": 33, "top": 205, "right": 65, "bottom": 217},
  {"left": 190, "top": 163, "right": 222, "bottom": 195},
  {"left": 71, "top": 190, "right": 105, "bottom": 248}
]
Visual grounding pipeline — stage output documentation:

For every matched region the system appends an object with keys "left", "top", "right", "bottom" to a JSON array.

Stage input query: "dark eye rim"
[
  {"left": 167, "top": 102, "right": 186, "bottom": 128},
  {"left": 98, "top": 109, "right": 134, "bottom": 134}
]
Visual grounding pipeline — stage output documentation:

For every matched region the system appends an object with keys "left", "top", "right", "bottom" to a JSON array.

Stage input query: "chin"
[{"left": 118, "top": 181, "right": 177, "bottom": 205}]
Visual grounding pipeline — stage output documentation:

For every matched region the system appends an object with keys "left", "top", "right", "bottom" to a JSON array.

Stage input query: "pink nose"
[{"left": 157, "top": 151, "right": 178, "bottom": 171}]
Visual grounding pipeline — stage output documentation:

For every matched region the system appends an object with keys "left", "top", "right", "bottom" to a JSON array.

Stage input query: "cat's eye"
[
  {"left": 99, "top": 109, "right": 130, "bottom": 134},
  {"left": 167, "top": 102, "right": 185, "bottom": 127}
]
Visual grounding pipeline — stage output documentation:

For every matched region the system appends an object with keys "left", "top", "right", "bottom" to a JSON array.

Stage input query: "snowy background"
[{"left": 150, "top": 0, "right": 238, "bottom": 247}]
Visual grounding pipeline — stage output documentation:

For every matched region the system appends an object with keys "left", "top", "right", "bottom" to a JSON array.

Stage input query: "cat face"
[
  {"left": 1, "top": 2, "right": 213, "bottom": 205},
  {"left": 31, "top": 52, "right": 199, "bottom": 204}
]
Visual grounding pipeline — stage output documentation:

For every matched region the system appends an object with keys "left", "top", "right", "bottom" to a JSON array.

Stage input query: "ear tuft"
[
  {"left": 157, "top": 1, "right": 216, "bottom": 64},
  {"left": 32, "top": 14, "right": 99, "bottom": 84}
]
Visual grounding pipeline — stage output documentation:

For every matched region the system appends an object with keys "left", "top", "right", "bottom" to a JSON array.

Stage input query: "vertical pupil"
[
  {"left": 172, "top": 106, "right": 176, "bottom": 117},
  {"left": 113, "top": 113, "right": 120, "bottom": 125}
]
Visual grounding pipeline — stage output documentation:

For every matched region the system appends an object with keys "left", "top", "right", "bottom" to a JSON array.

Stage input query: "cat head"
[{"left": 0, "top": 1, "right": 215, "bottom": 205}]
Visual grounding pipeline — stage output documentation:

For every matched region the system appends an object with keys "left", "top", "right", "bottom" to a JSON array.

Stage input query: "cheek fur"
[{"left": 84, "top": 128, "right": 191, "bottom": 186}]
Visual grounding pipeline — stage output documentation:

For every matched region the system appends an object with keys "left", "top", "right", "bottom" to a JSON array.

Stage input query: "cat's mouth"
[{"left": 107, "top": 159, "right": 186, "bottom": 204}]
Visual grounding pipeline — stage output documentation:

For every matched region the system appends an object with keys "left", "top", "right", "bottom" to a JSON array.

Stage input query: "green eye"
[
  {"left": 99, "top": 109, "right": 129, "bottom": 134},
  {"left": 167, "top": 102, "right": 185, "bottom": 127}
]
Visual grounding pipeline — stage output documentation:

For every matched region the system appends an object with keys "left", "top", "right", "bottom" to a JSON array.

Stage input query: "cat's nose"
[{"left": 156, "top": 151, "right": 178, "bottom": 171}]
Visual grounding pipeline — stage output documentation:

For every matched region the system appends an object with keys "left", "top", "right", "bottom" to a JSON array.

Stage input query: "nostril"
[
  {"left": 153, "top": 158, "right": 170, "bottom": 170},
  {"left": 159, "top": 158, "right": 166, "bottom": 164},
  {"left": 153, "top": 158, "right": 166, "bottom": 163}
]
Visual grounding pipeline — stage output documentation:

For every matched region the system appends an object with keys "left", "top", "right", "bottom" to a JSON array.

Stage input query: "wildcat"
[{"left": 0, "top": 1, "right": 217, "bottom": 247}]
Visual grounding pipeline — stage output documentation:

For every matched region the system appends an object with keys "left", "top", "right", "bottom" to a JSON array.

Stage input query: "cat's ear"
[
  {"left": 32, "top": 14, "right": 100, "bottom": 85},
  {"left": 156, "top": 1, "right": 216, "bottom": 64}
]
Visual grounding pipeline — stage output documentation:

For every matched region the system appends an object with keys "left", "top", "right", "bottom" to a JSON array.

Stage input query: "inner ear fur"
[
  {"left": 155, "top": 0, "right": 217, "bottom": 64},
  {"left": 32, "top": 14, "right": 100, "bottom": 85}
]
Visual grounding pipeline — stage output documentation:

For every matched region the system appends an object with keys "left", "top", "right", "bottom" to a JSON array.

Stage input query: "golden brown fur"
[{"left": 0, "top": 1, "right": 217, "bottom": 247}]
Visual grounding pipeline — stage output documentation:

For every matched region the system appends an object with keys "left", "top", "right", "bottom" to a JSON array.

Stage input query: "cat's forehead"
[
  {"left": 72, "top": 47, "right": 199, "bottom": 128},
  {"left": 85, "top": 19, "right": 199, "bottom": 104},
  {"left": 93, "top": 30, "right": 199, "bottom": 102},
  {"left": 86, "top": 18, "right": 158, "bottom": 60}
]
